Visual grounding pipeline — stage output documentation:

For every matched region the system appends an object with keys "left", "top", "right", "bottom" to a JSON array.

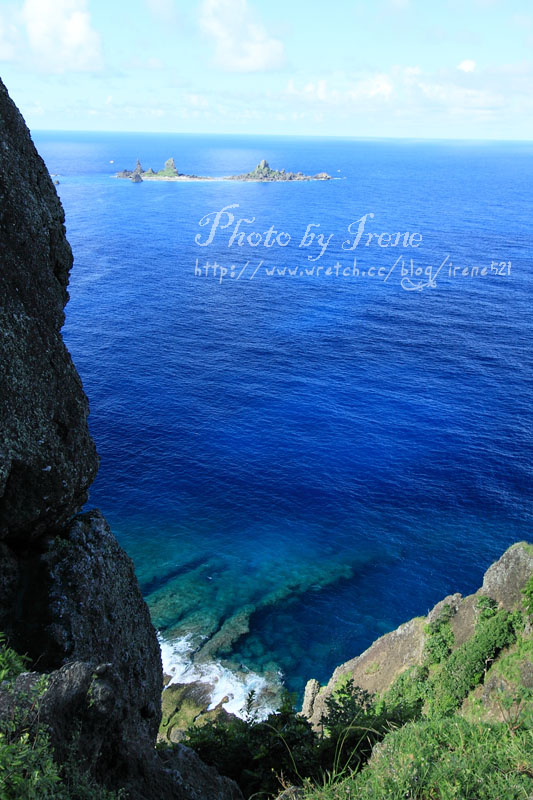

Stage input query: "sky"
[{"left": 0, "top": 0, "right": 532, "bottom": 139}]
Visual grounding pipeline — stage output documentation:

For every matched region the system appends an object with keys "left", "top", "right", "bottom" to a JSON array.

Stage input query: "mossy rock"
[{"left": 159, "top": 681, "right": 233, "bottom": 743}]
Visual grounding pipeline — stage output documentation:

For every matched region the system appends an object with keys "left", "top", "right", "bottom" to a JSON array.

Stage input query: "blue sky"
[{"left": 0, "top": 0, "right": 532, "bottom": 138}]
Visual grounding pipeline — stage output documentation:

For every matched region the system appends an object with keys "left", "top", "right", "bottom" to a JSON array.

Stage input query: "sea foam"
[{"left": 159, "top": 634, "right": 280, "bottom": 719}]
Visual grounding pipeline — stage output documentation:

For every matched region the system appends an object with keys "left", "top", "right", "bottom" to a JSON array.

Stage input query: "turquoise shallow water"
[{"left": 34, "top": 131, "right": 533, "bottom": 710}]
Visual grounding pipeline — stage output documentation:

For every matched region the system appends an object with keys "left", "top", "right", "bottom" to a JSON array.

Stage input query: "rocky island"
[
  {"left": 227, "top": 159, "right": 331, "bottom": 181},
  {"left": 116, "top": 158, "right": 331, "bottom": 182}
]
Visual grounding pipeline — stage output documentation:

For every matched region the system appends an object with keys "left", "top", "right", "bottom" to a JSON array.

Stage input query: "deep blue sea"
[{"left": 33, "top": 131, "right": 533, "bottom": 713}]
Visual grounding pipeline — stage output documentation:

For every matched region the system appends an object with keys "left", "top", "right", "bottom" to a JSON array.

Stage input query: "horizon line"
[{"left": 29, "top": 128, "right": 533, "bottom": 145}]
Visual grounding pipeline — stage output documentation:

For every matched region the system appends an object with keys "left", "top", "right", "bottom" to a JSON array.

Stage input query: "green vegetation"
[
  {"left": 423, "top": 604, "right": 455, "bottom": 665},
  {"left": 380, "top": 664, "right": 428, "bottom": 721},
  {"left": 522, "top": 575, "right": 533, "bottom": 619},
  {"left": 0, "top": 635, "right": 121, "bottom": 800},
  {"left": 155, "top": 158, "right": 179, "bottom": 177},
  {"left": 427, "top": 609, "right": 521, "bottom": 716},
  {"left": 303, "top": 717, "right": 533, "bottom": 800},
  {"left": 184, "top": 691, "right": 320, "bottom": 799},
  {"left": 183, "top": 678, "right": 445, "bottom": 799},
  {"left": 182, "top": 588, "right": 532, "bottom": 799},
  {"left": 476, "top": 594, "right": 499, "bottom": 624},
  {"left": 184, "top": 684, "right": 410, "bottom": 798},
  {"left": 0, "top": 633, "right": 27, "bottom": 682}
]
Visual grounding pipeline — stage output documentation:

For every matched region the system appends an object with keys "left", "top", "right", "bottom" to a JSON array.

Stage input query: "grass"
[{"left": 302, "top": 716, "right": 533, "bottom": 800}]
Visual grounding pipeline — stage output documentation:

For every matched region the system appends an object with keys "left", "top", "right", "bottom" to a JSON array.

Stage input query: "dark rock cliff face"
[
  {"left": 0, "top": 79, "right": 99, "bottom": 542},
  {"left": 0, "top": 77, "right": 241, "bottom": 800}
]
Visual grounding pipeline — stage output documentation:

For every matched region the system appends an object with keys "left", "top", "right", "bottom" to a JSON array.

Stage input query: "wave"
[{"left": 159, "top": 634, "right": 282, "bottom": 719}]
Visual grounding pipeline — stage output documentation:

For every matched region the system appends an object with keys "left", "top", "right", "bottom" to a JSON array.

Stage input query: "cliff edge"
[
  {"left": 302, "top": 541, "right": 533, "bottom": 728},
  {"left": 0, "top": 77, "right": 241, "bottom": 800}
]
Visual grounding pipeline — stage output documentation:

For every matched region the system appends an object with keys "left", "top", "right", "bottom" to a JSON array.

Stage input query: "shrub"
[
  {"left": 475, "top": 594, "right": 498, "bottom": 624},
  {"left": 184, "top": 691, "right": 320, "bottom": 798},
  {"left": 427, "top": 609, "right": 520, "bottom": 716},
  {"left": 380, "top": 665, "right": 428, "bottom": 722},
  {"left": 0, "top": 634, "right": 27, "bottom": 683},
  {"left": 423, "top": 604, "right": 455, "bottom": 665},
  {"left": 185, "top": 684, "right": 408, "bottom": 798},
  {"left": 0, "top": 635, "right": 121, "bottom": 800}
]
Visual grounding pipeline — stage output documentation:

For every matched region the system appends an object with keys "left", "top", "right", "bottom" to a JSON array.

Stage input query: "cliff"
[
  {"left": 157, "top": 541, "right": 531, "bottom": 799},
  {"left": 0, "top": 77, "right": 241, "bottom": 800},
  {"left": 302, "top": 541, "right": 533, "bottom": 727}
]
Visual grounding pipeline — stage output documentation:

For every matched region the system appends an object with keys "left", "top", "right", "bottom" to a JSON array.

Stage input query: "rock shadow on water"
[{"left": 152, "top": 544, "right": 384, "bottom": 719}]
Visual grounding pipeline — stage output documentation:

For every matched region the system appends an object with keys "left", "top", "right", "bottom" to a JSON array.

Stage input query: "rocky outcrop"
[
  {"left": 0, "top": 78, "right": 99, "bottom": 543},
  {"left": 161, "top": 157, "right": 179, "bottom": 176},
  {"left": 115, "top": 158, "right": 331, "bottom": 182},
  {"left": 159, "top": 682, "right": 233, "bottom": 744},
  {"left": 228, "top": 159, "right": 331, "bottom": 181},
  {"left": 0, "top": 76, "right": 242, "bottom": 800},
  {"left": 302, "top": 542, "right": 533, "bottom": 728}
]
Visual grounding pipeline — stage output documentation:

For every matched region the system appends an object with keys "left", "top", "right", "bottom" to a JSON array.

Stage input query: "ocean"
[{"left": 33, "top": 131, "right": 533, "bottom": 714}]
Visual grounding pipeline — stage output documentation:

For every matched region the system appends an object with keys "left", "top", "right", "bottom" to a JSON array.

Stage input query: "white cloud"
[
  {"left": 348, "top": 74, "right": 393, "bottom": 100},
  {"left": 199, "top": 0, "right": 285, "bottom": 72},
  {"left": 184, "top": 92, "right": 210, "bottom": 108},
  {"left": 21, "top": 0, "right": 102, "bottom": 72},
  {"left": 417, "top": 80, "right": 502, "bottom": 114},
  {"left": 286, "top": 73, "right": 393, "bottom": 105},
  {"left": 457, "top": 59, "right": 476, "bottom": 73}
]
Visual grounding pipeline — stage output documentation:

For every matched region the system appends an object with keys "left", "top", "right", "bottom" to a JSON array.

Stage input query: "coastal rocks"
[
  {"left": 45, "top": 512, "right": 162, "bottom": 744},
  {"left": 302, "top": 542, "right": 533, "bottom": 728},
  {"left": 481, "top": 542, "right": 533, "bottom": 609},
  {"left": 159, "top": 681, "right": 233, "bottom": 743},
  {"left": 303, "top": 616, "right": 427, "bottom": 729},
  {"left": 195, "top": 605, "right": 255, "bottom": 661},
  {"left": 0, "top": 77, "right": 99, "bottom": 543},
  {"left": 0, "top": 661, "right": 244, "bottom": 800},
  {"left": 162, "top": 156, "right": 179, "bottom": 176},
  {"left": 228, "top": 160, "right": 331, "bottom": 181},
  {"left": 301, "top": 679, "right": 320, "bottom": 718},
  {"left": 116, "top": 156, "right": 185, "bottom": 180},
  {"left": 0, "top": 661, "right": 119, "bottom": 768},
  {"left": 0, "top": 542, "right": 18, "bottom": 626},
  {"left": 115, "top": 157, "right": 331, "bottom": 181}
]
